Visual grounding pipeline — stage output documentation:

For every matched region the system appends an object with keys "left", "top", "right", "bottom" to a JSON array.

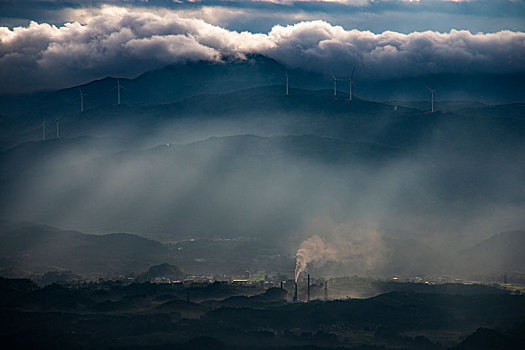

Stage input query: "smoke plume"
[
  {"left": 295, "top": 220, "right": 387, "bottom": 281},
  {"left": 295, "top": 235, "right": 337, "bottom": 282}
]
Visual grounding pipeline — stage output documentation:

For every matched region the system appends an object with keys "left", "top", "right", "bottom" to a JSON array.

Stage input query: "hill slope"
[
  {"left": 457, "top": 230, "right": 525, "bottom": 273},
  {"left": 0, "top": 222, "right": 176, "bottom": 274}
]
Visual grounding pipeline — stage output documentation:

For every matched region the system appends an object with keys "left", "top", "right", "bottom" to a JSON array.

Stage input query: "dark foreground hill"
[{"left": 1, "top": 277, "right": 524, "bottom": 349}]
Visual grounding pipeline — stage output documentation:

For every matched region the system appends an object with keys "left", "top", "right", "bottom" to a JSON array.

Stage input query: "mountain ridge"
[
  {"left": 1, "top": 222, "right": 524, "bottom": 278},
  {"left": 0, "top": 222, "right": 177, "bottom": 274}
]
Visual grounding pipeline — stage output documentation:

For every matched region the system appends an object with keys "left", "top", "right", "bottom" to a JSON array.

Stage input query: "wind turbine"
[
  {"left": 117, "top": 78, "right": 121, "bottom": 105},
  {"left": 79, "top": 87, "right": 85, "bottom": 112},
  {"left": 113, "top": 78, "right": 129, "bottom": 105},
  {"left": 285, "top": 71, "right": 289, "bottom": 96},
  {"left": 330, "top": 71, "right": 338, "bottom": 96},
  {"left": 348, "top": 65, "right": 356, "bottom": 101},
  {"left": 42, "top": 118, "right": 46, "bottom": 141},
  {"left": 55, "top": 118, "right": 60, "bottom": 138},
  {"left": 425, "top": 86, "right": 437, "bottom": 112}
]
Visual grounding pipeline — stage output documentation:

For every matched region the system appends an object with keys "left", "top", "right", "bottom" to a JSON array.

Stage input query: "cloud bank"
[{"left": 1, "top": 7, "right": 524, "bottom": 93}]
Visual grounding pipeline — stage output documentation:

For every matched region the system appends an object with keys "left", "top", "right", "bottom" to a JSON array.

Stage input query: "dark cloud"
[{"left": 1, "top": 8, "right": 524, "bottom": 93}]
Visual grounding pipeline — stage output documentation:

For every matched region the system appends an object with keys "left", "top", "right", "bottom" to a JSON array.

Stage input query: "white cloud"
[{"left": 0, "top": 7, "right": 524, "bottom": 93}]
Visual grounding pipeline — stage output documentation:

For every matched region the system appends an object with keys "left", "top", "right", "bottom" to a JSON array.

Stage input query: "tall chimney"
[
  {"left": 293, "top": 282, "right": 298, "bottom": 302},
  {"left": 324, "top": 280, "right": 328, "bottom": 300},
  {"left": 307, "top": 274, "right": 311, "bottom": 302}
]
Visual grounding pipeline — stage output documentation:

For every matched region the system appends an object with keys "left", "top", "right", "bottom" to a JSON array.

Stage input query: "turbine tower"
[
  {"left": 117, "top": 78, "right": 121, "bottom": 105},
  {"left": 55, "top": 119, "right": 60, "bottom": 139},
  {"left": 42, "top": 119, "right": 46, "bottom": 141},
  {"left": 426, "top": 86, "right": 437, "bottom": 113},
  {"left": 114, "top": 78, "right": 129, "bottom": 105},
  {"left": 348, "top": 65, "right": 356, "bottom": 101},
  {"left": 79, "top": 87, "right": 84, "bottom": 112},
  {"left": 330, "top": 71, "right": 338, "bottom": 97},
  {"left": 285, "top": 71, "right": 289, "bottom": 96}
]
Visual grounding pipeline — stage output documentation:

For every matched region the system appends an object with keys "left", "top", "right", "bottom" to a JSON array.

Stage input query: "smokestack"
[
  {"left": 324, "top": 280, "right": 328, "bottom": 300},
  {"left": 293, "top": 282, "right": 297, "bottom": 302},
  {"left": 307, "top": 274, "right": 311, "bottom": 302}
]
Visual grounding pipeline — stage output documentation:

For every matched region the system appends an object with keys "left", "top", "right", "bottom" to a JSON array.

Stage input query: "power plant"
[{"left": 292, "top": 273, "right": 327, "bottom": 302}]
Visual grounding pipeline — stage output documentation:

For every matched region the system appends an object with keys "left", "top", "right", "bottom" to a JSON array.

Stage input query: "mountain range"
[
  {"left": 0, "top": 222, "right": 523, "bottom": 278},
  {"left": 1, "top": 55, "right": 523, "bottom": 118},
  {"left": 0, "top": 222, "right": 176, "bottom": 275},
  {"left": 0, "top": 54, "right": 524, "bottom": 280}
]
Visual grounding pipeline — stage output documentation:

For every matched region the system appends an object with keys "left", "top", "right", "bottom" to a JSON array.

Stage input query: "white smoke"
[
  {"left": 294, "top": 220, "right": 386, "bottom": 281},
  {"left": 295, "top": 235, "right": 337, "bottom": 282}
]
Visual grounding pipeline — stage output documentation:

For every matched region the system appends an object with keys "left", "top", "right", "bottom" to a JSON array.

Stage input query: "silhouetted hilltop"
[
  {"left": 203, "top": 287, "right": 288, "bottom": 309},
  {"left": 1, "top": 275, "right": 524, "bottom": 349},
  {"left": 137, "top": 263, "right": 185, "bottom": 282},
  {"left": 1, "top": 57, "right": 523, "bottom": 124},
  {"left": 0, "top": 55, "right": 322, "bottom": 118},
  {"left": 0, "top": 276, "right": 36, "bottom": 304},
  {"left": 453, "top": 323, "right": 525, "bottom": 350},
  {"left": 2, "top": 82, "right": 525, "bottom": 154}
]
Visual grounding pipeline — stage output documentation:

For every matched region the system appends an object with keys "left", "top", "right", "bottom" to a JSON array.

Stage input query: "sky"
[{"left": 0, "top": 0, "right": 524, "bottom": 93}]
